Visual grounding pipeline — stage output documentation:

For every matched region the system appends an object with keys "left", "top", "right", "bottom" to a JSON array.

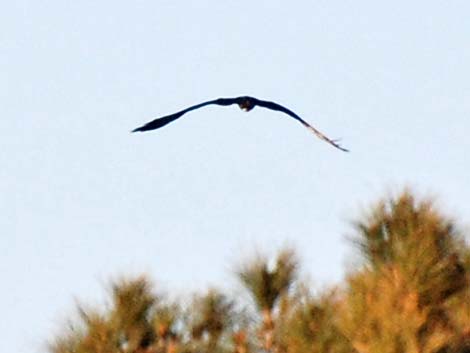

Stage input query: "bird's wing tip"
[{"left": 334, "top": 144, "right": 349, "bottom": 152}]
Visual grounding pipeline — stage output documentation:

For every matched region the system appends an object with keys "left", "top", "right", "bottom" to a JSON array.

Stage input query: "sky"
[{"left": 1, "top": 1, "right": 470, "bottom": 352}]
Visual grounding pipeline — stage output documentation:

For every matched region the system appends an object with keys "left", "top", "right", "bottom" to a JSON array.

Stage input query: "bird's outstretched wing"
[
  {"left": 254, "top": 99, "right": 349, "bottom": 152},
  {"left": 132, "top": 98, "right": 237, "bottom": 132}
]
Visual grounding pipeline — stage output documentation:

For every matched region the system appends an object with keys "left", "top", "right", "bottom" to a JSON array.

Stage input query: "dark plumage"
[{"left": 132, "top": 96, "right": 348, "bottom": 152}]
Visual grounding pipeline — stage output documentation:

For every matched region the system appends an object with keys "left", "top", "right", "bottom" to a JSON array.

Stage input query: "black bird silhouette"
[{"left": 132, "top": 96, "right": 348, "bottom": 152}]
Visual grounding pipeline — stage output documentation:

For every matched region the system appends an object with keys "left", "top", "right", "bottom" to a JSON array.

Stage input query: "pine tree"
[
  {"left": 237, "top": 249, "right": 298, "bottom": 352},
  {"left": 275, "top": 287, "right": 354, "bottom": 353},
  {"left": 184, "top": 289, "right": 237, "bottom": 353},
  {"left": 340, "top": 191, "right": 468, "bottom": 353},
  {"left": 47, "top": 190, "right": 469, "bottom": 353}
]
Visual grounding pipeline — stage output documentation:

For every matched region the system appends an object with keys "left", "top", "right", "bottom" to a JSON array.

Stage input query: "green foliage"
[
  {"left": 48, "top": 189, "right": 469, "bottom": 353},
  {"left": 237, "top": 248, "right": 298, "bottom": 312},
  {"left": 445, "top": 247, "right": 470, "bottom": 353},
  {"left": 109, "top": 277, "right": 156, "bottom": 351},
  {"left": 185, "top": 289, "right": 237, "bottom": 353},
  {"left": 275, "top": 288, "right": 354, "bottom": 353},
  {"left": 237, "top": 249, "right": 298, "bottom": 351},
  {"left": 342, "top": 191, "right": 468, "bottom": 353},
  {"left": 352, "top": 192, "right": 466, "bottom": 306}
]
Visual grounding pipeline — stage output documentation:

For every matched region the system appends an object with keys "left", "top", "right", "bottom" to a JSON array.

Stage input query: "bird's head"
[{"left": 237, "top": 97, "right": 255, "bottom": 112}]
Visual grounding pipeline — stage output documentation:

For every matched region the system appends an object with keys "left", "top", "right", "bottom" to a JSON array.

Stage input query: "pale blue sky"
[{"left": 1, "top": 1, "right": 470, "bottom": 352}]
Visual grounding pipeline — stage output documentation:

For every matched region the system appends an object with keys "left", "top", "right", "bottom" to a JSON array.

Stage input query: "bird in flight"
[{"left": 132, "top": 96, "right": 348, "bottom": 152}]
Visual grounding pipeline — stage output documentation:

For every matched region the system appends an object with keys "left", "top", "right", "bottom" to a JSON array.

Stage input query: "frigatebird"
[{"left": 132, "top": 96, "right": 348, "bottom": 152}]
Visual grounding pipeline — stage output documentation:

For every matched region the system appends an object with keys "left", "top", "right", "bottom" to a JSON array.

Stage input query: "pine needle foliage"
[
  {"left": 184, "top": 289, "right": 237, "bottom": 353},
  {"left": 342, "top": 191, "right": 468, "bottom": 353},
  {"left": 275, "top": 288, "right": 354, "bottom": 353},
  {"left": 48, "top": 190, "right": 469, "bottom": 353},
  {"left": 237, "top": 249, "right": 298, "bottom": 312},
  {"left": 237, "top": 249, "right": 298, "bottom": 352}
]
